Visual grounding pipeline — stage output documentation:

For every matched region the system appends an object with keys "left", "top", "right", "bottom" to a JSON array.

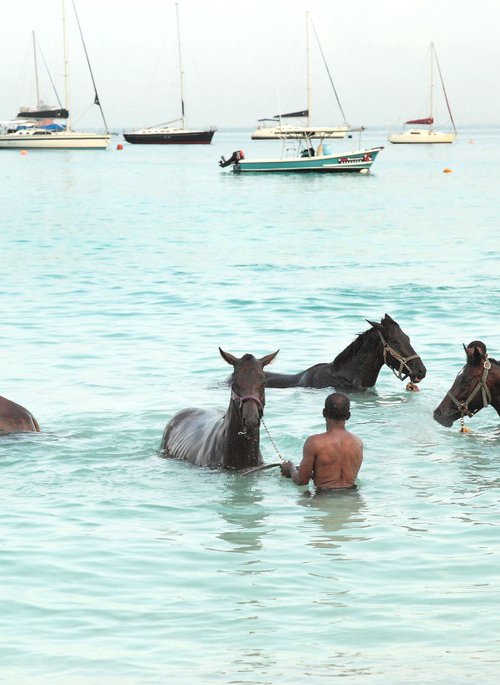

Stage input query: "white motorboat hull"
[{"left": 0, "top": 131, "right": 110, "bottom": 149}]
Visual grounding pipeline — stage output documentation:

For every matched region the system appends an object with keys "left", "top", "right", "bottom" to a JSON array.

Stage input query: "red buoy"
[{"left": 117, "top": 143, "right": 123, "bottom": 150}]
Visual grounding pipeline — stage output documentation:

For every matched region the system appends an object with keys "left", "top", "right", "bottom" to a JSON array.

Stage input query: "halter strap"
[
  {"left": 231, "top": 387, "right": 264, "bottom": 413},
  {"left": 447, "top": 359, "right": 492, "bottom": 419},
  {"left": 376, "top": 330, "right": 421, "bottom": 381}
]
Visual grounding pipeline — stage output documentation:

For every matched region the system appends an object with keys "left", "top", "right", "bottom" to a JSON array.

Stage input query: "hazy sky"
[{"left": 1, "top": 0, "right": 499, "bottom": 130}]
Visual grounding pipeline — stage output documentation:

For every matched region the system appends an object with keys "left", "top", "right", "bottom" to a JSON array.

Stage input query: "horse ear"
[
  {"left": 383, "top": 313, "right": 396, "bottom": 324},
  {"left": 260, "top": 350, "right": 279, "bottom": 367},
  {"left": 219, "top": 348, "right": 239, "bottom": 366},
  {"left": 366, "top": 318, "right": 382, "bottom": 331},
  {"left": 464, "top": 344, "right": 484, "bottom": 366}
]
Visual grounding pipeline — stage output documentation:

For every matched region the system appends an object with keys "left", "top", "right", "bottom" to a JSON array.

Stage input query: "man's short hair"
[{"left": 323, "top": 393, "right": 350, "bottom": 421}]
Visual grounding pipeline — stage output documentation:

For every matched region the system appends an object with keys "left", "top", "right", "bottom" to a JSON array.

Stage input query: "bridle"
[
  {"left": 376, "top": 330, "right": 421, "bottom": 381},
  {"left": 447, "top": 358, "right": 492, "bottom": 427},
  {"left": 231, "top": 386, "right": 264, "bottom": 436}
]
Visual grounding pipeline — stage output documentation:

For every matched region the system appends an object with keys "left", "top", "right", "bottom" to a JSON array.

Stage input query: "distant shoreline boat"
[
  {"left": 388, "top": 43, "right": 457, "bottom": 145},
  {"left": 0, "top": 2, "right": 110, "bottom": 150},
  {"left": 124, "top": 2, "right": 216, "bottom": 145},
  {"left": 251, "top": 13, "right": 354, "bottom": 141}
]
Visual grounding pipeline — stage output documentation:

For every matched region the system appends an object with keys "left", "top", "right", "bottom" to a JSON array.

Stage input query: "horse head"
[
  {"left": 366, "top": 313, "right": 427, "bottom": 383},
  {"left": 434, "top": 342, "right": 498, "bottom": 427},
  {"left": 220, "top": 348, "right": 279, "bottom": 436}
]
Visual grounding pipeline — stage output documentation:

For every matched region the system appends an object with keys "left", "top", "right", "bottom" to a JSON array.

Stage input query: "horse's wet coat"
[
  {"left": 161, "top": 349, "right": 278, "bottom": 469},
  {"left": 265, "top": 314, "right": 426, "bottom": 391},
  {"left": 0, "top": 395, "right": 40, "bottom": 433}
]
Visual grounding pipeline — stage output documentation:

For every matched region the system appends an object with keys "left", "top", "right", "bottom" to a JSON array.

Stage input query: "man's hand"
[{"left": 280, "top": 460, "right": 295, "bottom": 478}]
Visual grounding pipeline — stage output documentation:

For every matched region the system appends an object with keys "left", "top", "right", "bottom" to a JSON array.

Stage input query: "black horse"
[
  {"left": 264, "top": 314, "right": 426, "bottom": 391},
  {"left": 0, "top": 395, "right": 40, "bottom": 433},
  {"left": 434, "top": 341, "right": 500, "bottom": 427},
  {"left": 160, "top": 348, "right": 279, "bottom": 469}
]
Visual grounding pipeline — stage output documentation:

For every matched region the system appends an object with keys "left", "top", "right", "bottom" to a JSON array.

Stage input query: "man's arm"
[{"left": 280, "top": 436, "right": 316, "bottom": 486}]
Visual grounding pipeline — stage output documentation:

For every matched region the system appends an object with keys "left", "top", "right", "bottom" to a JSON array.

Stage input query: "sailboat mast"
[
  {"left": 32, "top": 31, "right": 41, "bottom": 108},
  {"left": 429, "top": 42, "right": 434, "bottom": 129},
  {"left": 306, "top": 11, "right": 311, "bottom": 126},
  {"left": 62, "top": 0, "right": 70, "bottom": 131},
  {"left": 175, "top": 2, "right": 186, "bottom": 129}
]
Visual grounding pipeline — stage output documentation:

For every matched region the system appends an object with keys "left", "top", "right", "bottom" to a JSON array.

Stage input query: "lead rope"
[
  {"left": 261, "top": 418, "right": 285, "bottom": 462},
  {"left": 239, "top": 419, "right": 284, "bottom": 475}
]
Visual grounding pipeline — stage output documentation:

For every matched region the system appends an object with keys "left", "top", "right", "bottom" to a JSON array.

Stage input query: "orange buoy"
[
  {"left": 20, "top": 150, "right": 28, "bottom": 156},
  {"left": 117, "top": 143, "right": 123, "bottom": 150},
  {"left": 443, "top": 168, "right": 453, "bottom": 173}
]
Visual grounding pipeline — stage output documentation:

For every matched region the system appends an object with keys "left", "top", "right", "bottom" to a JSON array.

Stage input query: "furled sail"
[
  {"left": 405, "top": 117, "right": 433, "bottom": 125},
  {"left": 273, "top": 109, "right": 309, "bottom": 119},
  {"left": 17, "top": 108, "right": 69, "bottom": 119}
]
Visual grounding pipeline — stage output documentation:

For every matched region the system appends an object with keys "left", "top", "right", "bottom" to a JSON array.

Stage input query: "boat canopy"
[{"left": 405, "top": 117, "right": 433, "bottom": 125}]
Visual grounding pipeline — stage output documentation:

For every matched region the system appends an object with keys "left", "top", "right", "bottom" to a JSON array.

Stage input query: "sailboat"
[
  {"left": 0, "top": 0, "right": 110, "bottom": 150},
  {"left": 16, "top": 32, "right": 69, "bottom": 121},
  {"left": 251, "top": 12, "right": 353, "bottom": 141},
  {"left": 388, "top": 43, "right": 457, "bottom": 144},
  {"left": 123, "top": 2, "right": 216, "bottom": 145}
]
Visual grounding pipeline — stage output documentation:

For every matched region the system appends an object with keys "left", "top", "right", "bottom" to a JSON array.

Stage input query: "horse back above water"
[
  {"left": 264, "top": 314, "right": 427, "bottom": 391},
  {"left": 0, "top": 395, "right": 41, "bottom": 433},
  {"left": 160, "top": 349, "right": 279, "bottom": 470}
]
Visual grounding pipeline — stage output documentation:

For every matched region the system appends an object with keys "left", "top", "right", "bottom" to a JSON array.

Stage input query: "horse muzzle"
[{"left": 433, "top": 406, "right": 455, "bottom": 427}]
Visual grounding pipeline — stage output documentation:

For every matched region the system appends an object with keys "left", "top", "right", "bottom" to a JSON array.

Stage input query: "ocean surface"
[{"left": 1, "top": 127, "right": 499, "bottom": 684}]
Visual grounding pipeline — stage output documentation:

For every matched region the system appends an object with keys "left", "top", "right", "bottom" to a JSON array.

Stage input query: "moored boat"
[
  {"left": 0, "top": 4, "right": 110, "bottom": 150},
  {"left": 388, "top": 43, "right": 457, "bottom": 145},
  {"left": 124, "top": 3, "right": 216, "bottom": 145},
  {"left": 251, "top": 13, "right": 354, "bottom": 142},
  {"left": 219, "top": 139, "right": 383, "bottom": 174},
  {"left": 123, "top": 126, "right": 215, "bottom": 145}
]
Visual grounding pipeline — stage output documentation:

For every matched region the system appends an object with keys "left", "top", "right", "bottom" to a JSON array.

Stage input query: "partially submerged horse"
[
  {"left": 160, "top": 348, "right": 279, "bottom": 470},
  {"left": 264, "top": 314, "right": 426, "bottom": 391},
  {"left": 434, "top": 342, "right": 500, "bottom": 427},
  {"left": 0, "top": 395, "right": 40, "bottom": 433}
]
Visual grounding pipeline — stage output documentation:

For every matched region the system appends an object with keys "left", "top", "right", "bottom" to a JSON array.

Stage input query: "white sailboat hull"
[
  {"left": 251, "top": 125, "right": 349, "bottom": 140},
  {"left": 0, "top": 131, "right": 110, "bottom": 149},
  {"left": 388, "top": 129, "right": 456, "bottom": 144}
]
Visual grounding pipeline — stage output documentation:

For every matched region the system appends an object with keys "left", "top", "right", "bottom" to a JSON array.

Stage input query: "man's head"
[{"left": 323, "top": 393, "right": 351, "bottom": 422}]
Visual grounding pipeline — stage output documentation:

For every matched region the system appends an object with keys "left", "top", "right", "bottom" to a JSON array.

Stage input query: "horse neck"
[
  {"left": 333, "top": 329, "right": 385, "bottom": 388},
  {"left": 489, "top": 363, "right": 500, "bottom": 415},
  {"left": 222, "top": 401, "right": 261, "bottom": 469}
]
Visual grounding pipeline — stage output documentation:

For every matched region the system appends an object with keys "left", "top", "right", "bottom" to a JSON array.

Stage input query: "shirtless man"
[{"left": 280, "top": 393, "right": 363, "bottom": 490}]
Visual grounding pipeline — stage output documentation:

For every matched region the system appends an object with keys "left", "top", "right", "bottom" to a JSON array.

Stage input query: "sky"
[{"left": 1, "top": 0, "right": 499, "bottom": 130}]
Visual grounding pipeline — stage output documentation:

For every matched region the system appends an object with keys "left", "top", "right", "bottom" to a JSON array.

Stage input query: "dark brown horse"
[
  {"left": 0, "top": 395, "right": 40, "bottom": 433},
  {"left": 264, "top": 314, "right": 426, "bottom": 391},
  {"left": 160, "top": 348, "right": 279, "bottom": 469},
  {"left": 434, "top": 342, "right": 500, "bottom": 427}
]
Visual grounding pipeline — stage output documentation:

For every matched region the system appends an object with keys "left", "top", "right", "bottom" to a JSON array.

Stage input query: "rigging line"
[
  {"left": 310, "top": 18, "right": 348, "bottom": 124},
  {"left": 433, "top": 46, "right": 457, "bottom": 134},
  {"left": 70, "top": 0, "right": 109, "bottom": 131},
  {"left": 34, "top": 36, "right": 64, "bottom": 109}
]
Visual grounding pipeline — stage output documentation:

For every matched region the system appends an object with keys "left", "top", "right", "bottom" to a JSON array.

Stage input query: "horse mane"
[{"left": 331, "top": 328, "right": 374, "bottom": 370}]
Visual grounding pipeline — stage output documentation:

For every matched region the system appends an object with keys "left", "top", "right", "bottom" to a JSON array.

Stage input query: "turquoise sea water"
[{"left": 1, "top": 127, "right": 499, "bottom": 684}]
